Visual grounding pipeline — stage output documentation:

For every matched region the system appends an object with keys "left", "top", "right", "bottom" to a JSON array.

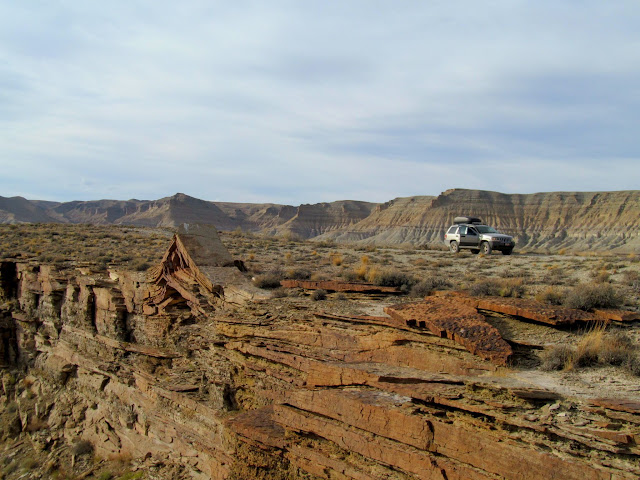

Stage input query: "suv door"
[{"left": 459, "top": 226, "right": 479, "bottom": 247}]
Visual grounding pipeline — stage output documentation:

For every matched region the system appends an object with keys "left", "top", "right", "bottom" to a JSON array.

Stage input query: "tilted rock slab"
[
  {"left": 385, "top": 298, "right": 513, "bottom": 365},
  {"left": 436, "top": 291, "right": 621, "bottom": 326}
]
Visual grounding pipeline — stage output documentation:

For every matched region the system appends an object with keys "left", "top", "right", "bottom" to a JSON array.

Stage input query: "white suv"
[{"left": 444, "top": 216, "right": 515, "bottom": 255}]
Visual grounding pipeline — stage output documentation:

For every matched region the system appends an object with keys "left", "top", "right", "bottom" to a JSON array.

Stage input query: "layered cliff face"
[
  {"left": 266, "top": 201, "right": 378, "bottom": 239},
  {"left": 1, "top": 228, "right": 639, "bottom": 479},
  {"left": 318, "top": 189, "right": 640, "bottom": 252},
  {"left": 1, "top": 187, "right": 639, "bottom": 251}
]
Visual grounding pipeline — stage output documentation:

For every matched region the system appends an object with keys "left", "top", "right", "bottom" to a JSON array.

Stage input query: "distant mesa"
[{"left": 1, "top": 188, "right": 639, "bottom": 252}]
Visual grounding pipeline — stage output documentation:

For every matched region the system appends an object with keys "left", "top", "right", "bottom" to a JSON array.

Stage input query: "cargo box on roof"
[{"left": 453, "top": 216, "right": 482, "bottom": 225}]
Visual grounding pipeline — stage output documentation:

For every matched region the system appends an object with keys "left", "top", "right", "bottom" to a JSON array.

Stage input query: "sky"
[{"left": 1, "top": 1, "right": 639, "bottom": 205}]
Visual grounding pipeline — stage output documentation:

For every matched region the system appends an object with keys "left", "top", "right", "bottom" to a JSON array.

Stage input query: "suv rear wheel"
[
  {"left": 480, "top": 242, "right": 492, "bottom": 255},
  {"left": 449, "top": 241, "right": 459, "bottom": 253}
]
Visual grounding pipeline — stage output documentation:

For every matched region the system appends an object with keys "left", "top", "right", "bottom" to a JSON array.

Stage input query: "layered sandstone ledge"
[{"left": 0, "top": 227, "right": 639, "bottom": 479}]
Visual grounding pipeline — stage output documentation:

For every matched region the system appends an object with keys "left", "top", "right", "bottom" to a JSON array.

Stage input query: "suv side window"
[
  {"left": 468, "top": 227, "right": 478, "bottom": 236},
  {"left": 459, "top": 226, "right": 467, "bottom": 235},
  {"left": 447, "top": 226, "right": 458, "bottom": 234}
]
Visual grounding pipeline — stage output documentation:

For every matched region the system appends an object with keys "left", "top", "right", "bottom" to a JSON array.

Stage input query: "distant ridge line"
[{"left": 1, "top": 189, "right": 639, "bottom": 252}]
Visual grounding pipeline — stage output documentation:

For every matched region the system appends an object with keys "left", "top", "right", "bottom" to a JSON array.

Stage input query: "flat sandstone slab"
[
  {"left": 385, "top": 298, "right": 512, "bottom": 365},
  {"left": 280, "top": 279, "right": 401, "bottom": 293},
  {"left": 438, "top": 292, "right": 600, "bottom": 325}
]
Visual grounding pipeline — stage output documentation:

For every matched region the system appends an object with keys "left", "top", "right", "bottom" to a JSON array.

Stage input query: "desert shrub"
[
  {"left": 571, "top": 327, "right": 605, "bottom": 368},
  {"left": 597, "top": 331, "right": 635, "bottom": 366},
  {"left": 562, "top": 324, "right": 638, "bottom": 371},
  {"left": 542, "top": 268, "right": 567, "bottom": 285},
  {"left": 270, "top": 288, "right": 288, "bottom": 299},
  {"left": 309, "top": 272, "right": 328, "bottom": 282},
  {"left": 536, "top": 287, "right": 567, "bottom": 306},
  {"left": 622, "top": 270, "right": 640, "bottom": 292},
  {"left": 411, "top": 278, "right": 452, "bottom": 297},
  {"left": 626, "top": 354, "right": 640, "bottom": 376},
  {"left": 341, "top": 270, "right": 359, "bottom": 282},
  {"left": 284, "top": 268, "right": 311, "bottom": 280},
  {"left": 252, "top": 271, "right": 284, "bottom": 289},
  {"left": 72, "top": 439, "right": 94, "bottom": 456},
  {"left": 314, "top": 240, "right": 336, "bottom": 248},
  {"left": 593, "top": 270, "right": 611, "bottom": 283},
  {"left": 97, "top": 472, "right": 114, "bottom": 480},
  {"left": 132, "top": 260, "right": 151, "bottom": 271},
  {"left": 502, "top": 268, "right": 531, "bottom": 279},
  {"left": 469, "top": 278, "right": 525, "bottom": 298},
  {"left": 310, "top": 289, "right": 327, "bottom": 301},
  {"left": 368, "top": 268, "right": 417, "bottom": 291},
  {"left": 563, "top": 283, "right": 622, "bottom": 310},
  {"left": 541, "top": 344, "right": 574, "bottom": 371},
  {"left": 622, "top": 270, "right": 639, "bottom": 283}
]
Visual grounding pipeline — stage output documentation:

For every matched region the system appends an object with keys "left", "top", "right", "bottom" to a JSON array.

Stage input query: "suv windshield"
[{"left": 475, "top": 225, "right": 498, "bottom": 233}]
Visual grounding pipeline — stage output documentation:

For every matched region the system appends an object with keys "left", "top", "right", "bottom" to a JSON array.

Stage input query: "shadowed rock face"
[
  {"left": 3, "top": 188, "right": 639, "bottom": 251},
  {"left": 1, "top": 233, "right": 639, "bottom": 479}
]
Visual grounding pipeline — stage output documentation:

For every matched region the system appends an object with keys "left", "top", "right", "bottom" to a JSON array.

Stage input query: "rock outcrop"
[{"left": 1, "top": 230, "right": 638, "bottom": 479}]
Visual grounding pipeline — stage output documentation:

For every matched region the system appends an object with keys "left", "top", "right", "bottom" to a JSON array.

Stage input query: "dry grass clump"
[
  {"left": 330, "top": 252, "right": 343, "bottom": 266},
  {"left": 563, "top": 283, "right": 622, "bottom": 310},
  {"left": 468, "top": 278, "right": 525, "bottom": 298},
  {"left": 542, "top": 324, "right": 639, "bottom": 375}
]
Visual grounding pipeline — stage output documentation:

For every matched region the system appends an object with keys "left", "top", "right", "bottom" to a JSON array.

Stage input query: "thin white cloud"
[{"left": 0, "top": 1, "right": 639, "bottom": 204}]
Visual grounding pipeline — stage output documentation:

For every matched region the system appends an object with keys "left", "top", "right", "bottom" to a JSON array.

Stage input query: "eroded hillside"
[
  {"left": 318, "top": 189, "right": 640, "bottom": 252},
  {"left": 1, "top": 188, "right": 639, "bottom": 252}
]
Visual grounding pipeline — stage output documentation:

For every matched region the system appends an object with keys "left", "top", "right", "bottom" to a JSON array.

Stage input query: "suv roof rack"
[{"left": 453, "top": 216, "right": 482, "bottom": 225}]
